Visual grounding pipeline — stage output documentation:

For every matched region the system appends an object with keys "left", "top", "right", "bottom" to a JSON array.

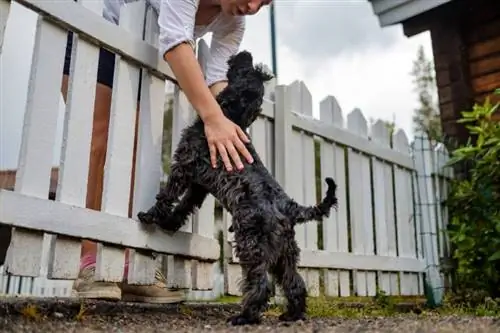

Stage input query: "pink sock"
[
  {"left": 80, "top": 254, "right": 96, "bottom": 270},
  {"left": 80, "top": 251, "right": 130, "bottom": 278}
]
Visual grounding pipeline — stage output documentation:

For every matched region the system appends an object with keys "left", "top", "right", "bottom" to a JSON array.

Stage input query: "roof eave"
[{"left": 368, "top": 0, "right": 454, "bottom": 27}]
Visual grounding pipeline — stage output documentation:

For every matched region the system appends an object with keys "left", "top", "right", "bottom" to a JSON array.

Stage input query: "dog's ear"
[{"left": 255, "top": 64, "right": 274, "bottom": 83}]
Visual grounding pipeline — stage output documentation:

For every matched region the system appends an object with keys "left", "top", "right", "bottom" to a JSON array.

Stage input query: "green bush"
[{"left": 444, "top": 89, "right": 500, "bottom": 302}]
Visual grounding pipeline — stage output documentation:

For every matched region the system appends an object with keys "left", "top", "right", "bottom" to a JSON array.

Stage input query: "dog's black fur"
[{"left": 137, "top": 51, "right": 338, "bottom": 325}]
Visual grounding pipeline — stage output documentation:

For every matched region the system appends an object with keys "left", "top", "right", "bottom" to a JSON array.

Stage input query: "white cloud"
[{"left": 239, "top": 2, "right": 434, "bottom": 138}]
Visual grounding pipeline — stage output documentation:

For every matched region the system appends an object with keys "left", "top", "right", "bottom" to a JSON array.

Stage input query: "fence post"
[
  {"left": 272, "top": 83, "right": 291, "bottom": 302},
  {"left": 318, "top": 95, "right": 350, "bottom": 297},
  {"left": 412, "top": 133, "right": 444, "bottom": 305}
]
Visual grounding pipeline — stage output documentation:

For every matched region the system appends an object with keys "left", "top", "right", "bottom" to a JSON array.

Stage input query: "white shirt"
[{"left": 102, "top": 0, "right": 245, "bottom": 86}]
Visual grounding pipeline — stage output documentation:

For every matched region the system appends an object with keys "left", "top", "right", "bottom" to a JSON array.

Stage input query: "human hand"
[{"left": 204, "top": 113, "right": 254, "bottom": 171}]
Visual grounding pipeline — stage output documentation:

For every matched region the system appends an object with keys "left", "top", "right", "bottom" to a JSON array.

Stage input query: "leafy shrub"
[{"left": 444, "top": 89, "right": 500, "bottom": 302}]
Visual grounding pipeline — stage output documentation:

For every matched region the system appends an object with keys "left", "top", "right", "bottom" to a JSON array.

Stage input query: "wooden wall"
[
  {"left": 464, "top": 0, "right": 500, "bottom": 120},
  {"left": 425, "top": 0, "right": 500, "bottom": 145}
]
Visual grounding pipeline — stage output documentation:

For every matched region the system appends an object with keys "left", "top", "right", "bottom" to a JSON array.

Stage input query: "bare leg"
[{"left": 61, "top": 75, "right": 112, "bottom": 259}]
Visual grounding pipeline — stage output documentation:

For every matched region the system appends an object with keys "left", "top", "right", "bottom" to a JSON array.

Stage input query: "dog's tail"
[{"left": 287, "top": 177, "right": 338, "bottom": 224}]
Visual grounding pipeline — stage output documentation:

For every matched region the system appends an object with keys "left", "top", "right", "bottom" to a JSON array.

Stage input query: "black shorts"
[{"left": 63, "top": 31, "right": 116, "bottom": 89}]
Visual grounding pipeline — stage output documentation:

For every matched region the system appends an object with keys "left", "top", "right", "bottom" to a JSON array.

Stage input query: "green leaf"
[{"left": 488, "top": 251, "right": 500, "bottom": 262}]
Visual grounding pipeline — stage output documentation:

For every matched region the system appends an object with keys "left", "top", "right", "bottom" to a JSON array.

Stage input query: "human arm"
[{"left": 157, "top": 0, "right": 253, "bottom": 171}]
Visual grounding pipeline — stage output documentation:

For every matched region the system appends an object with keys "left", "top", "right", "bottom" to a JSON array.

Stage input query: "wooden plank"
[
  {"left": 5, "top": 16, "right": 68, "bottom": 277},
  {"left": 469, "top": 54, "right": 500, "bottom": 78},
  {"left": 393, "top": 130, "right": 420, "bottom": 295},
  {"left": 299, "top": 250, "right": 425, "bottom": 273},
  {"left": 468, "top": 35, "right": 500, "bottom": 60},
  {"left": 471, "top": 71, "right": 500, "bottom": 95},
  {"left": 370, "top": 120, "right": 397, "bottom": 295},
  {"left": 0, "top": 190, "right": 220, "bottom": 261},
  {"left": 346, "top": 109, "right": 376, "bottom": 297},
  {"left": 291, "top": 115, "right": 413, "bottom": 170},
  {"left": 48, "top": 0, "right": 102, "bottom": 280},
  {"left": 290, "top": 130, "right": 306, "bottom": 250},
  {"left": 302, "top": 133, "right": 319, "bottom": 297},
  {"left": 319, "top": 96, "right": 350, "bottom": 297}
]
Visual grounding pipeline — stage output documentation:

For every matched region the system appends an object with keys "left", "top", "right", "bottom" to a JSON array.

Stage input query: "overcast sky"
[{"left": 0, "top": 0, "right": 433, "bottom": 170}]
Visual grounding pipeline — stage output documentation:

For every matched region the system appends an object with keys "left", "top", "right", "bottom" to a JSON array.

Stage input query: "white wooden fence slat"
[
  {"left": 319, "top": 96, "right": 350, "bottom": 297},
  {"left": 370, "top": 120, "right": 398, "bottom": 295},
  {"left": 302, "top": 134, "right": 320, "bottom": 296},
  {"left": 346, "top": 108, "right": 376, "bottom": 296},
  {"left": 393, "top": 130, "right": 420, "bottom": 294},
  {"left": 47, "top": 0, "right": 103, "bottom": 281},
  {"left": 96, "top": 2, "right": 145, "bottom": 282},
  {"left": 0, "top": 0, "right": 10, "bottom": 54},
  {"left": 4, "top": 16, "right": 67, "bottom": 278}
]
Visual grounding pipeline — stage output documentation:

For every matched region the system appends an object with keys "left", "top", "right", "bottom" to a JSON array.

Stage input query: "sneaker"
[
  {"left": 120, "top": 269, "right": 185, "bottom": 304},
  {"left": 71, "top": 266, "right": 122, "bottom": 301}
]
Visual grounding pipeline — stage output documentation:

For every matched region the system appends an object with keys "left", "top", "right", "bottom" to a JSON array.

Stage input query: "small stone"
[{"left": 53, "top": 312, "right": 64, "bottom": 319}]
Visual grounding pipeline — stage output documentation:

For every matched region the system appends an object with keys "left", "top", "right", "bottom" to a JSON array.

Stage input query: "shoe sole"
[
  {"left": 71, "top": 289, "right": 122, "bottom": 301},
  {"left": 121, "top": 290, "right": 185, "bottom": 304}
]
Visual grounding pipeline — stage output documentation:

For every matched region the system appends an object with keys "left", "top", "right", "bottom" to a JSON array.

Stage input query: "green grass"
[{"left": 209, "top": 293, "right": 500, "bottom": 319}]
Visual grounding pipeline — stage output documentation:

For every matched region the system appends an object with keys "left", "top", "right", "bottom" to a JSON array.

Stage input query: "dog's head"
[{"left": 217, "top": 50, "right": 274, "bottom": 129}]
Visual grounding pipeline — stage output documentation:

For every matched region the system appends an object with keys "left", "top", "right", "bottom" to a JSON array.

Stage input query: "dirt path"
[{"left": 1, "top": 298, "right": 498, "bottom": 333}]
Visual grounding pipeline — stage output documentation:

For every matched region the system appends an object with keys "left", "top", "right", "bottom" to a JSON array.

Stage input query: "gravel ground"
[{"left": 0, "top": 298, "right": 498, "bottom": 333}]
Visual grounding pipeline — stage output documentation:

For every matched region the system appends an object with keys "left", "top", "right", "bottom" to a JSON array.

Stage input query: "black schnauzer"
[{"left": 137, "top": 51, "right": 338, "bottom": 325}]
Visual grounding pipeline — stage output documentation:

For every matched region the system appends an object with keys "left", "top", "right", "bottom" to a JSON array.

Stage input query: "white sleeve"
[
  {"left": 205, "top": 16, "right": 245, "bottom": 87},
  {"left": 157, "top": 0, "right": 199, "bottom": 57}
]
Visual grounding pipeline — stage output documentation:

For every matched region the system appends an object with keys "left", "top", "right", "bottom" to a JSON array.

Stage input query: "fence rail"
[{"left": 0, "top": 0, "right": 451, "bottom": 302}]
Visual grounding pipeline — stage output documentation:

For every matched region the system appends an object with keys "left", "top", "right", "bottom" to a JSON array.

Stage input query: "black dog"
[{"left": 138, "top": 51, "right": 338, "bottom": 325}]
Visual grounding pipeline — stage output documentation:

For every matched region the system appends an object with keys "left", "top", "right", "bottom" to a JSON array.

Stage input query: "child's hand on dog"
[{"left": 204, "top": 113, "right": 254, "bottom": 172}]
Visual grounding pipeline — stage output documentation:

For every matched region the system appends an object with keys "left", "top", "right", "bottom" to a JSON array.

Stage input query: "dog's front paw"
[
  {"left": 278, "top": 311, "right": 306, "bottom": 322},
  {"left": 227, "top": 314, "right": 261, "bottom": 326},
  {"left": 137, "top": 211, "right": 157, "bottom": 225},
  {"left": 157, "top": 216, "right": 182, "bottom": 233}
]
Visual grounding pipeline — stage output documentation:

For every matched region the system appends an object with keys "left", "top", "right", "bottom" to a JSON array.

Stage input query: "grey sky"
[{"left": 275, "top": 1, "right": 401, "bottom": 61}]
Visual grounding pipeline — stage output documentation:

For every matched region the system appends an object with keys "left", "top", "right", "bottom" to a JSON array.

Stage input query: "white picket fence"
[{"left": 0, "top": 0, "right": 453, "bottom": 303}]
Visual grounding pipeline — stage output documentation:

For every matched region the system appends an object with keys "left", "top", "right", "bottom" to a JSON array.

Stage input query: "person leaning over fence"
[{"left": 60, "top": 0, "right": 271, "bottom": 302}]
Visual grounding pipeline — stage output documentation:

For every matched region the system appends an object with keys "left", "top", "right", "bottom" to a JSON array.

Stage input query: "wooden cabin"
[{"left": 369, "top": 0, "right": 500, "bottom": 145}]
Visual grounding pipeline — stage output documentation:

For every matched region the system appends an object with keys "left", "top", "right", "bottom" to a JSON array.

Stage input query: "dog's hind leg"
[
  {"left": 271, "top": 237, "right": 307, "bottom": 322},
  {"left": 281, "top": 177, "right": 338, "bottom": 224},
  {"left": 161, "top": 183, "right": 208, "bottom": 232},
  {"left": 227, "top": 214, "right": 274, "bottom": 326},
  {"left": 137, "top": 164, "right": 190, "bottom": 228}
]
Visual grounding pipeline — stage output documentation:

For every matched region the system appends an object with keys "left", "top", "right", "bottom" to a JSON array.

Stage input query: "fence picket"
[
  {"left": 95, "top": 2, "right": 145, "bottom": 282},
  {"left": 319, "top": 96, "right": 350, "bottom": 297},
  {"left": 4, "top": 15, "right": 68, "bottom": 278},
  {"left": 346, "top": 109, "right": 376, "bottom": 296},
  {"left": 46, "top": 0, "right": 103, "bottom": 282},
  {"left": 370, "top": 120, "right": 398, "bottom": 295}
]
